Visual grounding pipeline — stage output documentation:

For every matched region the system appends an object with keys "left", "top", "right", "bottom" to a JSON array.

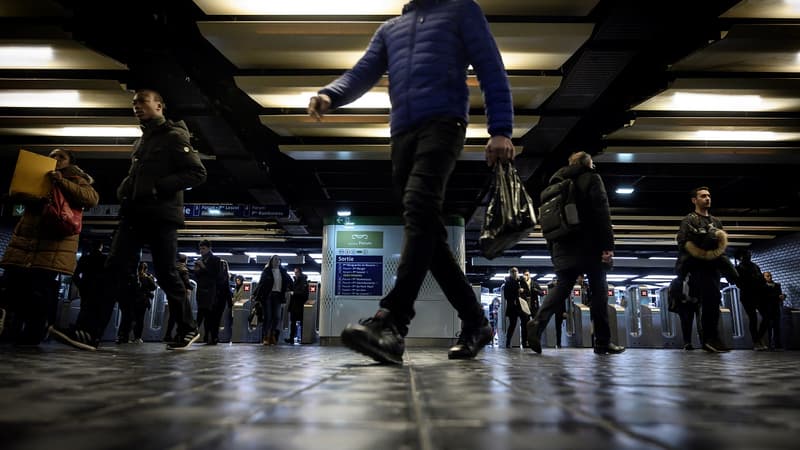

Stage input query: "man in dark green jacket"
[{"left": 51, "top": 89, "right": 207, "bottom": 351}]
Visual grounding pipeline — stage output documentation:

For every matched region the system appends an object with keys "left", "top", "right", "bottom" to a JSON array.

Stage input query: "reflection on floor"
[{"left": 0, "top": 344, "right": 798, "bottom": 449}]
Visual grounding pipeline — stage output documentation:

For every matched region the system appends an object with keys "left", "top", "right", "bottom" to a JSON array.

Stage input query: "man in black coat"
[
  {"left": 285, "top": 267, "right": 310, "bottom": 344},
  {"left": 194, "top": 239, "right": 221, "bottom": 344},
  {"left": 527, "top": 152, "right": 624, "bottom": 355},
  {"left": 51, "top": 89, "right": 207, "bottom": 351},
  {"left": 503, "top": 267, "right": 529, "bottom": 348}
]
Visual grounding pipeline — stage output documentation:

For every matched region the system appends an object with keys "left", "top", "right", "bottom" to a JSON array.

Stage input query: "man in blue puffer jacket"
[{"left": 308, "top": 0, "right": 515, "bottom": 364}]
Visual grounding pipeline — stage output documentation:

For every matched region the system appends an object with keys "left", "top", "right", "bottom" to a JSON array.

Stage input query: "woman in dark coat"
[
  {"left": 254, "top": 255, "right": 292, "bottom": 345},
  {"left": 0, "top": 149, "right": 99, "bottom": 345}
]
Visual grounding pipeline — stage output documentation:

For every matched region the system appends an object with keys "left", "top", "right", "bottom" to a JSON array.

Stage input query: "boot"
[{"left": 341, "top": 308, "right": 405, "bottom": 365}]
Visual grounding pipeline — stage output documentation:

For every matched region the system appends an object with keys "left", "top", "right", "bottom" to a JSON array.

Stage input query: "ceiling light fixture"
[
  {"left": 671, "top": 92, "right": 762, "bottom": 111},
  {"left": 615, "top": 187, "right": 635, "bottom": 195},
  {"left": 0, "top": 45, "right": 54, "bottom": 68},
  {"left": 59, "top": 126, "right": 142, "bottom": 137},
  {"left": 337, "top": 209, "right": 351, "bottom": 217},
  {"left": 695, "top": 130, "right": 778, "bottom": 141},
  {"left": 0, "top": 90, "right": 80, "bottom": 108}
]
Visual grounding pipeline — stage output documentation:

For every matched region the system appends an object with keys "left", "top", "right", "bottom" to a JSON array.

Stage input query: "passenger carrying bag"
[
  {"left": 538, "top": 178, "right": 580, "bottom": 241},
  {"left": 479, "top": 162, "right": 537, "bottom": 259},
  {"left": 41, "top": 185, "right": 82, "bottom": 237}
]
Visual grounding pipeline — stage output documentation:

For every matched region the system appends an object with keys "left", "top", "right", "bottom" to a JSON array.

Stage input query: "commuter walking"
[
  {"left": 73, "top": 240, "right": 107, "bottom": 333},
  {"left": 521, "top": 270, "right": 544, "bottom": 318},
  {"left": 211, "top": 259, "right": 233, "bottom": 344},
  {"left": 0, "top": 149, "right": 98, "bottom": 345},
  {"left": 760, "top": 272, "right": 785, "bottom": 350},
  {"left": 527, "top": 152, "right": 624, "bottom": 355},
  {"left": 194, "top": 240, "right": 221, "bottom": 344},
  {"left": 254, "top": 255, "right": 292, "bottom": 345},
  {"left": 131, "top": 262, "right": 156, "bottom": 343},
  {"left": 503, "top": 267, "right": 529, "bottom": 348},
  {"left": 733, "top": 248, "right": 768, "bottom": 350},
  {"left": 674, "top": 186, "right": 738, "bottom": 353},
  {"left": 51, "top": 89, "right": 207, "bottom": 351},
  {"left": 308, "top": 0, "right": 514, "bottom": 364},
  {"left": 285, "top": 267, "right": 309, "bottom": 344},
  {"left": 165, "top": 253, "right": 193, "bottom": 342}
]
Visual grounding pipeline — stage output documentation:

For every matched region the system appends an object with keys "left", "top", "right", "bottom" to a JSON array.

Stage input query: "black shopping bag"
[{"left": 479, "top": 162, "right": 537, "bottom": 259}]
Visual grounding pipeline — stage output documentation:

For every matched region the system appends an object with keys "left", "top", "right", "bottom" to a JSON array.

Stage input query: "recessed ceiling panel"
[
  {"left": 193, "top": 0, "right": 599, "bottom": 16},
  {"left": 0, "top": 116, "right": 141, "bottom": 137},
  {"left": 259, "top": 114, "right": 538, "bottom": 138},
  {"left": 0, "top": 0, "right": 66, "bottom": 17},
  {"left": 0, "top": 40, "right": 127, "bottom": 70},
  {"left": 722, "top": 0, "right": 800, "bottom": 18},
  {"left": 633, "top": 78, "right": 800, "bottom": 112},
  {"left": 236, "top": 75, "right": 560, "bottom": 109},
  {"left": 199, "top": 21, "right": 592, "bottom": 70},
  {"left": 280, "top": 144, "right": 488, "bottom": 160},
  {"left": 0, "top": 79, "right": 131, "bottom": 108},
  {"left": 605, "top": 117, "right": 800, "bottom": 142},
  {"left": 671, "top": 25, "right": 800, "bottom": 73},
  {"left": 0, "top": 144, "right": 134, "bottom": 158},
  {"left": 596, "top": 146, "right": 800, "bottom": 164}
]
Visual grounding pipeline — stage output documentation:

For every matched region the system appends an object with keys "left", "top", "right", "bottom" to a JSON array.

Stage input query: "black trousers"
[
  {"left": 89, "top": 220, "right": 195, "bottom": 339},
  {"left": 0, "top": 267, "right": 59, "bottom": 344},
  {"left": 687, "top": 269, "right": 722, "bottom": 344},
  {"left": 677, "top": 301, "right": 701, "bottom": 346},
  {"left": 379, "top": 118, "right": 483, "bottom": 334},
  {"left": 533, "top": 264, "right": 612, "bottom": 346},
  {"left": 505, "top": 311, "right": 530, "bottom": 347},
  {"left": 132, "top": 300, "right": 148, "bottom": 340},
  {"left": 288, "top": 298, "right": 305, "bottom": 341}
]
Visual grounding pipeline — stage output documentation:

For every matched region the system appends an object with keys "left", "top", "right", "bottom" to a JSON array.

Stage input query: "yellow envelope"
[{"left": 9, "top": 149, "right": 56, "bottom": 198}]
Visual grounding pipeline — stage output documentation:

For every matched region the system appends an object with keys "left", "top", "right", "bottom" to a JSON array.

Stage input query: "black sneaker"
[
  {"left": 683, "top": 343, "right": 695, "bottom": 351},
  {"left": 448, "top": 317, "right": 492, "bottom": 360},
  {"left": 702, "top": 341, "right": 729, "bottom": 353},
  {"left": 341, "top": 309, "right": 405, "bottom": 365},
  {"left": 594, "top": 342, "right": 626, "bottom": 355},
  {"left": 48, "top": 326, "right": 98, "bottom": 351},
  {"left": 526, "top": 320, "right": 542, "bottom": 354},
  {"left": 167, "top": 330, "right": 200, "bottom": 350}
]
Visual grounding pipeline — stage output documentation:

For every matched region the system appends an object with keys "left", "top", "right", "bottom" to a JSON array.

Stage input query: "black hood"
[{"left": 550, "top": 163, "right": 592, "bottom": 184}]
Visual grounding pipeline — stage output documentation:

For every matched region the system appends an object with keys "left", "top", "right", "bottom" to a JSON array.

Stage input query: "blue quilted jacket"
[{"left": 319, "top": 0, "right": 513, "bottom": 138}]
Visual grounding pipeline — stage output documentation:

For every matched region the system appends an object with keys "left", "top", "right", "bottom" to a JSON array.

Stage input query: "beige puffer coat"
[{"left": 1, "top": 164, "right": 99, "bottom": 275}]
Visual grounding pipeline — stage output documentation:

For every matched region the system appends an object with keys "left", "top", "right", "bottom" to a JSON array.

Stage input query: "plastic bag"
[{"left": 479, "top": 162, "right": 537, "bottom": 259}]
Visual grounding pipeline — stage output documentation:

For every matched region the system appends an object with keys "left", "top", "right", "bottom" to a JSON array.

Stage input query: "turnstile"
[
  {"left": 231, "top": 301, "right": 262, "bottom": 343},
  {"left": 722, "top": 286, "right": 752, "bottom": 349}
]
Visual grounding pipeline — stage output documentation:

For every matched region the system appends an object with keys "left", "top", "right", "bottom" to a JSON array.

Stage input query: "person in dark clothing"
[
  {"left": 545, "top": 278, "right": 566, "bottom": 348},
  {"left": 521, "top": 270, "right": 544, "bottom": 318},
  {"left": 733, "top": 248, "right": 768, "bottom": 350},
  {"left": 503, "top": 267, "right": 529, "bottom": 348},
  {"left": 674, "top": 186, "right": 738, "bottom": 353},
  {"left": 73, "top": 241, "right": 107, "bottom": 333},
  {"left": 285, "top": 267, "right": 310, "bottom": 344},
  {"left": 130, "top": 262, "right": 156, "bottom": 343},
  {"left": 165, "top": 253, "right": 192, "bottom": 342},
  {"left": 194, "top": 239, "right": 221, "bottom": 344},
  {"left": 760, "top": 272, "right": 784, "bottom": 350},
  {"left": 254, "top": 255, "right": 292, "bottom": 345},
  {"left": 51, "top": 89, "right": 207, "bottom": 351},
  {"left": 309, "top": 0, "right": 514, "bottom": 364},
  {"left": 527, "top": 152, "right": 625, "bottom": 355},
  {"left": 211, "top": 259, "right": 233, "bottom": 345}
]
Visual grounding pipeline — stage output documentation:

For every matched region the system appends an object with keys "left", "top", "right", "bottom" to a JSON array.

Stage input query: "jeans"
[
  {"left": 533, "top": 264, "right": 611, "bottom": 346},
  {"left": 379, "top": 117, "right": 483, "bottom": 334},
  {"left": 90, "top": 220, "right": 196, "bottom": 339}
]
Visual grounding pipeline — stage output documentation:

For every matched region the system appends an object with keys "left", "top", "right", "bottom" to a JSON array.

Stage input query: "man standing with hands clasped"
[{"left": 308, "top": 0, "right": 515, "bottom": 364}]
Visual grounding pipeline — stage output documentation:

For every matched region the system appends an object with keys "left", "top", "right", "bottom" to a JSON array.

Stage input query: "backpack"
[{"left": 539, "top": 177, "right": 580, "bottom": 241}]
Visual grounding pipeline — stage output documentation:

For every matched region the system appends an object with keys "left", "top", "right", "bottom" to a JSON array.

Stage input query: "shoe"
[
  {"left": 167, "top": 330, "right": 200, "bottom": 350},
  {"left": 341, "top": 308, "right": 405, "bottom": 365},
  {"left": 683, "top": 343, "right": 694, "bottom": 351},
  {"left": 702, "top": 342, "right": 728, "bottom": 353},
  {"left": 448, "top": 317, "right": 492, "bottom": 360},
  {"left": 284, "top": 338, "right": 294, "bottom": 345},
  {"left": 262, "top": 338, "right": 270, "bottom": 345},
  {"left": 526, "top": 320, "right": 542, "bottom": 354},
  {"left": 49, "top": 326, "right": 98, "bottom": 351},
  {"left": 0, "top": 307, "right": 6, "bottom": 336},
  {"left": 116, "top": 337, "right": 129, "bottom": 344},
  {"left": 207, "top": 340, "right": 217, "bottom": 346},
  {"left": 753, "top": 344, "right": 768, "bottom": 351},
  {"left": 132, "top": 338, "right": 144, "bottom": 344},
  {"left": 594, "top": 343, "right": 626, "bottom": 355}
]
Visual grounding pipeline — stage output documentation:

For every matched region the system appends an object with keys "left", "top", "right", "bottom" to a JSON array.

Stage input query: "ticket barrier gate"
[
  {"left": 607, "top": 303, "right": 626, "bottom": 346},
  {"left": 625, "top": 286, "right": 662, "bottom": 348},
  {"left": 656, "top": 287, "right": 683, "bottom": 348},
  {"left": 231, "top": 300, "right": 262, "bottom": 343},
  {"left": 722, "top": 286, "right": 752, "bottom": 349},
  {"left": 567, "top": 302, "right": 593, "bottom": 348}
]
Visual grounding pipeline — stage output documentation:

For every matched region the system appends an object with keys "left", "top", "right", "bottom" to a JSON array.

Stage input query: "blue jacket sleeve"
[
  {"left": 319, "top": 25, "right": 388, "bottom": 109},
  {"left": 460, "top": 1, "right": 513, "bottom": 138}
]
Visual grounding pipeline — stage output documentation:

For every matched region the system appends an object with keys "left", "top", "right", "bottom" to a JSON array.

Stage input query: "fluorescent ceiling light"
[
  {"left": 0, "top": 90, "right": 80, "bottom": 108},
  {"left": 615, "top": 187, "right": 635, "bottom": 195},
  {"left": 521, "top": 255, "right": 550, "bottom": 259},
  {"left": 309, "top": 253, "right": 322, "bottom": 259},
  {"left": 245, "top": 252, "right": 297, "bottom": 257},
  {"left": 695, "top": 130, "right": 778, "bottom": 141},
  {"left": 214, "top": 252, "right": 233, "bottom": 256},
  {"left": 263, "top": 91, "right": 389, "bottom": 109},
  {"left": 313, "top": 259, "right": 322, "bottom": 264},
  {"left": 181, "top": 252, "right": 200, "bottom": 257},
  {"left": 196, "top": 0, "right": 407, "bottom": 15},
  {"left": 0, "top": 46, "right": 53, "bottom": 68},
  {"left": 60, "top": 126, "right": 142, "bottom": 137},
  {"left": 671, "top": 92, "right": 763, "bottom": 111},
  {"left": 613, "top": 257, "right": 639, "bottom": 260},
  {"left": 649, "top": 257, "right": 677, "bottom": 261},
  {"left": 337, "top": 210, "right": 351, "bottom": 217}
]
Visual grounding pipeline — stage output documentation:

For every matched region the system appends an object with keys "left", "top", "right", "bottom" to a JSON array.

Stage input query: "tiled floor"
[{"left": 1, "top": 343, "right": 798, "bottom": 449}]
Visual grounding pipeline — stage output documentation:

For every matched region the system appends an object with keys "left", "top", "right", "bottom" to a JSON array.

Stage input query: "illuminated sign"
[
  {"left": 309, "top": 284, "right": 317, "bottom": 293},
  {"left": 336, "top": 231, "right": 384, "bottom": 249},
  {"left": 640, "top": 289, "right": 649, "bottom": 297},
  {"left": 573, "top": 289, "right": 581, "bottom": 297},
  {"left": 607, "top": 289, "right": 613, "bottom": 297}
]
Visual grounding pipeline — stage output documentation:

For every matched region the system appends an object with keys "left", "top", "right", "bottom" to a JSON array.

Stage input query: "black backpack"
[{"left": 539, "top": 177, "right": 580, "bottom": 241}]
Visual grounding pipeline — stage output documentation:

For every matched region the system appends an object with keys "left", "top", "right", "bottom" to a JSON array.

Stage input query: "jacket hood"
[
  {"left": 61, "top": 164, "right": 94, "bottom": 185},
  {"left": 685, "top": 229, "right": 729, "bottom": 260},
  {"left": 403, "top": 0, "right": 444, "bottom": 13},
  {"left": 550, "top": 163, "right": 591, "bottom": 184}
]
